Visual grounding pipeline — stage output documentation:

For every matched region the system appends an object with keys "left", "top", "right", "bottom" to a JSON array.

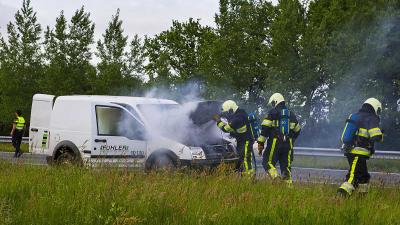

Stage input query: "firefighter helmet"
[
  {"left": 221, "top": 100, "right": 238, "bottom": 113},
  {"left": 268, "top": 93, "right": 285, "bottom": 107},
  {"left": 364, "top": 98, "right": 382, "bottom": 115}
]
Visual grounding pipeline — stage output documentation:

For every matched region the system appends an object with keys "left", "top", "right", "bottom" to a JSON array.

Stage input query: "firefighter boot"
[
  {"left": 268, "top": 168, "right": 279, "bottom": 179},
  {"left": 337, "top": 182, "right": 355, "bottom": 197}
]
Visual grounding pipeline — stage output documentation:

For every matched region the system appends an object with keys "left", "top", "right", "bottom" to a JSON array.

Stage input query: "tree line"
[{"left": 1, "top": 0, "right": 400, "bottom": 149}]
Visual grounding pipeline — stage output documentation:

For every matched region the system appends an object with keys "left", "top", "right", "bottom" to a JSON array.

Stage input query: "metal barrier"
[
  {"left": 0, "top": 136, "right": 399, "bottom": 159},
  {"left": 294, "top": 147, "right": 400, "bottom": 160},
  {"left": 0, "top": 136, "right": 29, "bottom": 144}
]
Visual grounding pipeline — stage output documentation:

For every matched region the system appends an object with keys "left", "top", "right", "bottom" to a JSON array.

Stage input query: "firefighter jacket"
[
  {"left": 217, "top": 108, "right": 253, "bottom": 142},
  {"left": 346, "top": 104, "right": 383, "bottom": 157},
  {"left": 257, "top": 103, "right": 301, "bottom": 144}
]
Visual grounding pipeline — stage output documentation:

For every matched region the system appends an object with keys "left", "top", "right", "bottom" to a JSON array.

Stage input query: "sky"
[{"left": 0, "top": 0, "right": 278, "bottom": 41}]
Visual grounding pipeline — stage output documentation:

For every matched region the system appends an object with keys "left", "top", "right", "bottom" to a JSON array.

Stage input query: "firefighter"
[
  {"left": 337, "top": 98, "right": 383, "bottom": 197},
  {"left": 214, "top": 100, "right": 255, "bottom": 175},
  {"left": 257, "top": 93, "right": 301, "bottom": 184},
  {"left": 10, "top": 110, "right": 25, "bottom": 158}
]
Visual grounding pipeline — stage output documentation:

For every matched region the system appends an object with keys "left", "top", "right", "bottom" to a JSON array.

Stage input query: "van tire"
[
  {"left": 55, "top": 147, "right": 81, "bottom": 166},
  {"left": 151, "top": 154, "right": 176, "bottom": 171},
  {"left": 52, "top": 141, "right": 82, "bottom": 166}
]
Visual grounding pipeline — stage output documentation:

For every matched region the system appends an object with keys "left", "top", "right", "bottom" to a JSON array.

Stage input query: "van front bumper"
[{"left": 179, "top": 157, "right": 239, "bottom": 168}]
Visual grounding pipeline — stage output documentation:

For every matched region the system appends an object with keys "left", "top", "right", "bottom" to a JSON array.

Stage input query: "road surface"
[{"left": 1, "top": 152, "right": 400, "bottom": 186}]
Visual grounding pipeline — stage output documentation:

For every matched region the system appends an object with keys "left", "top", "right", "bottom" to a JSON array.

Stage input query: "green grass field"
[
  {"left": 0, "top": 143, "right": 28, "bottom": 153},
  {"left": 0, "top": 162, "right": 399, "bottom": 225}
]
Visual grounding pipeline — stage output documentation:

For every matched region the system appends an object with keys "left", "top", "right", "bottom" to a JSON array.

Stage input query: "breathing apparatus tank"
[{"left": 341, "top": 113, "right": 360, "bottom": 150}]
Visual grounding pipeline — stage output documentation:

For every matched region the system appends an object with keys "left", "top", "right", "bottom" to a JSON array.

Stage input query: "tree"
[
  {"left": 43, "top": 6, "right": 96, "bottom": 95},
  {"left": 95, "top": 9, "right": 143, "bottom": 95},
  {"left": 96, "top": 9, "right": 128, "bottom": 94},
  {"left": 211, "top": 0, "right": 274, "bottom": 110},
  {"left": 42, "top": 11, "right": 69, "bottom": 95},
  {"left": 370, "top": 3, "right": 400, "bottom": 149},
  {"left": 0, "top": 0, "right": 43, "bottom": 130},
  {"left": 268, "top": 0, "right": 305, "bottom": 108},
  {"left": 145, "top": 18, "right": 216, "bottom": 92},
  {"left": 125, "top": 34, "right": 146, "bottom": 94}
]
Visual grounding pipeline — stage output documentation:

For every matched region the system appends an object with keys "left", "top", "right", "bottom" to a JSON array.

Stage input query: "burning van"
[{"left": 29, "top": 94, "right": 238, "bottom": 169}]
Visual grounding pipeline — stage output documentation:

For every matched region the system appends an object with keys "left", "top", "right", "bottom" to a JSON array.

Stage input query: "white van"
[{"left": 29, "top": 94, "right": 238, "bottom": 169}]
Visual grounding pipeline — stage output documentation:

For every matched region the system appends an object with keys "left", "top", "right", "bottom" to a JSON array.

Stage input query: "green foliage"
[
  {"left": 144, "top": 18, "right": 216, "bottom": 89},
  {"left": 0, "top": 163, "right": 400, "bottom": 225},
  {"left": 211, "top": 0, "right": 274, "bottom": 109},
  {"left": 0, "top": 0, "right": 43, "bottom": 129},
  {"left": 42, "top": 7, "right": 96, "bottom": 96},
  {"left": 95, "top": 9, "right": 143, "bottom": 95},
  {"left": 268, "top": 0, "right": 305, "bottom": 109},
  {"left": 0, "top": 0, "right": 400, "bottom": 149}
]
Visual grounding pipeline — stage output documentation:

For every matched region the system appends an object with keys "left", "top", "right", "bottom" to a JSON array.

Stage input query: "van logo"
[{"left": 100, "top": 145, "right": 129, "bottom": 151}]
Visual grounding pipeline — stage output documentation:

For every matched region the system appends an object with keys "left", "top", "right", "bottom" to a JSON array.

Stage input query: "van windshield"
[{"left": 137, "top": 104, "right": 180, "bottom": 119}]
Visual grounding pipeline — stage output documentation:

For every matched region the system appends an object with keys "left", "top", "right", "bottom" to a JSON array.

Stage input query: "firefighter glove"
[
  {"left": 340, "top": 144, "right": 352, "bottom": 153},
  {"left": 213, "top": 114, "right": 221, "bottom": 122}
]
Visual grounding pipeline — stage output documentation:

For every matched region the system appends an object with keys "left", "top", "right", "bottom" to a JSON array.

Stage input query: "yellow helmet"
[
  {"left": 364, "top": 98, "right": 382, "bottom": 115},
  {"left": 221, "top": 100, "right": 238, "bottom": 113},
  {"left": 268, "top": 93, "right": 285, "bottom": 107}
]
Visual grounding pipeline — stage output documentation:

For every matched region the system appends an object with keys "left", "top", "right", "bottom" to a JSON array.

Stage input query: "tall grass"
[{"left": 0, "top": 162, "right": 399, "bottom": 225}]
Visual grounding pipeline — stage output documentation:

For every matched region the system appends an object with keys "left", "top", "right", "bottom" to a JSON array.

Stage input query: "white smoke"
[{"left": 135, "top": 82, "right": 228, "bottom": 147}]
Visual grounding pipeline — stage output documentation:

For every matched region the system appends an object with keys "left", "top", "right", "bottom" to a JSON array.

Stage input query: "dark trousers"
[
  {"left": 236, "top": 140, "right": 255, "bottom": 174},
  {"left": 12, "top": 130, "right": 23, "bottom": 157},
  {"left": 262, "top": 137, "right": 293, "bottom": 180},
  {"left": 345, "top": 154, "right": 370, "bottom": 187}
]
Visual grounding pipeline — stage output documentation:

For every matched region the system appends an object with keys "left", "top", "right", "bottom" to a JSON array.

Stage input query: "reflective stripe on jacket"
[
  {"left": 15, "top": 116, "right": 25, "bottom": 130},
  {"left": 348, "top": 106, "right": 383, "bottom": 157}
]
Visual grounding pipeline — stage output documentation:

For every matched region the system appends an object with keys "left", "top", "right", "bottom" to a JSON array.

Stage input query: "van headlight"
[{"left": 190, "top": 147, "right": 206, "bottom": 160}]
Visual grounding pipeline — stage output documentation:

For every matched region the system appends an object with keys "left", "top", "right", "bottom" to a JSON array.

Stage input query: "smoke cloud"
[
  {"left": 298, "top": 11, "right": 399, "bottom": 149},
  {"left": 134, "top": 82, "right": 229, "bottom": 147}
]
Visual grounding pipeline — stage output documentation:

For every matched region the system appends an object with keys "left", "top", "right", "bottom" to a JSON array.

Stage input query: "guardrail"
[
  {"left": 294, "top": 147, "right": 400, "bottom": 159},
  {"left": 1, "top": 136, "right": 399, "bottom": 159},
  {"left": 0, "top": 136, "right": 29, "bottom": 144}
]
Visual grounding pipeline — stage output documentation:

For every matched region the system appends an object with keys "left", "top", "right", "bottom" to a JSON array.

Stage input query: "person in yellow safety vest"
[
  {"left": 257, "top": 93, "right": 301, "bottom": 184},
  {"left": 214, "top": 100, "right": 255, "bottom": 176},
  {"left": 10, "top": 110, "right": 25, "bottom": 158},
  {"left": 337, "top": 98, "right": 384, "bottom": 197}
]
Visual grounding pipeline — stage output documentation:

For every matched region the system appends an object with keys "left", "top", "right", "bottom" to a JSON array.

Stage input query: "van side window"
[{"left": 96, "top": 106, "right": 145, "bottom": 140}]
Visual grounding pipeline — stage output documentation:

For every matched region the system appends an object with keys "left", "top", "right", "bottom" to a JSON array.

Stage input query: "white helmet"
[
  {"left": 221, "top": 100, "right": 238, "bottom": 113},
  {"left": 268, "top": 93, "right": 285, "bottom": 107},
  {"left": 364, "top": 98, "right": 382, "bottom": 115}
]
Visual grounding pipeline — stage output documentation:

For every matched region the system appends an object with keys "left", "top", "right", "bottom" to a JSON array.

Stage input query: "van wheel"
[
  {"left": 56, "top": 151, "right": 75, "bottom": 165},
  {"left": 56, "top": 149, "right": 81, "bottom": 166},
  {"left": 152, "top": 155, "right": 176, "bottom": 171}
]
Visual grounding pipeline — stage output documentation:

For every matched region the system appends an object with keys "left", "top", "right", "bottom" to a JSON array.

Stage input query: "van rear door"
[{"left": 29, "top": 94, "right": 55, "bottom": 153}]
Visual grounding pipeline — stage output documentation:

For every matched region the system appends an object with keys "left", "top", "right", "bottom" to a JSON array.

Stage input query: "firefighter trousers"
[
  {"left": 345, "top": 154, "right": 370, "bottom": 186},
  {"left": 236, "top": 140, "right": 255, "bottom": 175},
  {"left": 338, "top": 154, "right": 370, "bottom": 195},
  {"left": 262, "top": 138, "right": 293, "bottom": 180}
]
